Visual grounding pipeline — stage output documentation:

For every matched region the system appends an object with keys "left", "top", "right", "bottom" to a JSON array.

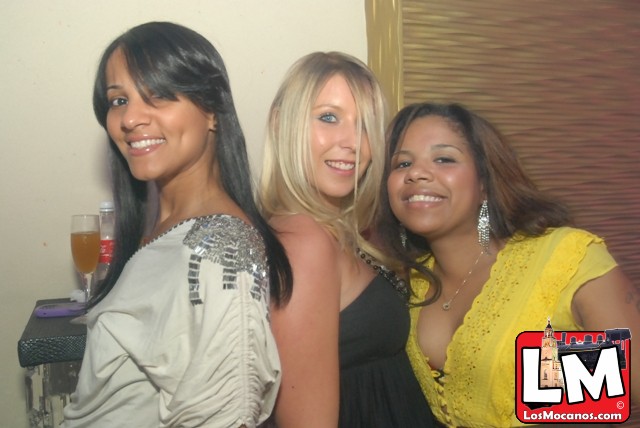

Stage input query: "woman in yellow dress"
[{"left": 375, "top": 101, "right": 639, "bottom": 427}]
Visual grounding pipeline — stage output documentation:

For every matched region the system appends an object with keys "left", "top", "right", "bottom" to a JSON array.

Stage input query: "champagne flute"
[{"left": 70, "top": 215, "right": 100, "bottom": 307}]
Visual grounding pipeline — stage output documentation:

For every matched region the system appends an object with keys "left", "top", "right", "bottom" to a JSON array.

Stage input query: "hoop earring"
[{"left": 477, "top": 200, "right": 491, "bottom": 252}]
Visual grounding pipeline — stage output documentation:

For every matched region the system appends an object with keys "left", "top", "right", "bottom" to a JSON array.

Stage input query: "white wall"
[{"left": 0, "top": 2, "right": 367, "bottom": 425}]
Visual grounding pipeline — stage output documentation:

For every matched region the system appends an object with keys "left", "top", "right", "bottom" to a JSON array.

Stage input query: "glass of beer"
[{"left": 70, "top": 215, "right": 100, "bottom": 307}]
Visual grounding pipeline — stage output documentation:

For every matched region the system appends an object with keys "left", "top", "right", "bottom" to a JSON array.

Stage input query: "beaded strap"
[{"left": 357, "top": 248, "right": 409, "bottom": 299}]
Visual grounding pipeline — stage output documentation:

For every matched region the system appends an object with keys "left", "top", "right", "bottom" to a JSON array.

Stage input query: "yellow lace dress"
[{"left": 406, "top": 227, "right": 617, "bottom": 427}]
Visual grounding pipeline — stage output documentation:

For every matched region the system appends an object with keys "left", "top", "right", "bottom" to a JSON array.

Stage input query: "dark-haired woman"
[
  {"left": 376, "top": 102, "right": 639, "bottom": 426},
  {"left": 62, "top": 22, "right": 291, "bottom": 427}
]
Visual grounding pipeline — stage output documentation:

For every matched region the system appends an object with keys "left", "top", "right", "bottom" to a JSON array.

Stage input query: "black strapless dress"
[{"left": 339, "top": 275, "right": 436, "bottom": 428}]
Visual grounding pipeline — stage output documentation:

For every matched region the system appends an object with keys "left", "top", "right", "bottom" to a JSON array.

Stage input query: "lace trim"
[{"left": 407, "top": 228, "right": 600, "bottom": 426}]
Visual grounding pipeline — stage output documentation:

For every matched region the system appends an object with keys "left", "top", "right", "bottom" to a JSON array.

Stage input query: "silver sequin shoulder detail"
[{"left": 183, "top": 216, "right": 268, "bottom": 305}]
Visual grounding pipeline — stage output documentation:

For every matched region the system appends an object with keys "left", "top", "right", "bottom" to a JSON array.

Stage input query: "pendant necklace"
[{"left": 441, "top": 250, "right": 485, "bottom": 311}]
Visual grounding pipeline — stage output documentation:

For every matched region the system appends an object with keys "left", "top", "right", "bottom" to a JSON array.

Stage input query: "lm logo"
[{"left": 515, "top": 321, "right": 631, "bottom": 424}]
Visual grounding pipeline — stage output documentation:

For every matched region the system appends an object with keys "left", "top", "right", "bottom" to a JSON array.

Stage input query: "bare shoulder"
[
  {"left": 268, "top": 213, "right": 342, "bottom": 426},
  {"left": 270, "top": 214, "right": 337, "bottom": 261},
  {"left": 269, "top": 214, "right": 341, "bottom": 305},
  {"left": 270, "top": 213, "right": 328, "bottom": 236}
]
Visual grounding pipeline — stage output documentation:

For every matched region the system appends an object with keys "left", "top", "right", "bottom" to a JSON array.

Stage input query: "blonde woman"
[{"left": 259, "top": 52, "right": 435, "bottom": 428}]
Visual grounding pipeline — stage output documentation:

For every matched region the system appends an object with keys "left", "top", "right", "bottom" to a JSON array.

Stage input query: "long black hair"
[{"left": 90, "top": 21, "right": 292, "bottom": 307}]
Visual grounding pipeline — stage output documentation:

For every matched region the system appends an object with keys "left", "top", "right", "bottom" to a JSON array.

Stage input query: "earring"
[
  {"left": 477, "top": 200, "right": 491, "bottom": 252},
  {"left": 399, "top": 225, "right": 407, "bottom": 249}
]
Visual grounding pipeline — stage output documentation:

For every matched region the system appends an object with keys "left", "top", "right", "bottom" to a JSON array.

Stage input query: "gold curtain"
[{"left": 366, "top": 0, "right": 640, "bottom": 287}]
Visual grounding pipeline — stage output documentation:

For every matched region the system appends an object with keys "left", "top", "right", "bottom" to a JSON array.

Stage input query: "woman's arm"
[
  {"left": 163, "top": 226, "right": 281, "bottom": 427},
  {"left": 270, "top": 214, "right": 342, "bottom": 427},
  {"left": 572, "top": 266, "right": 640, "bottom": 404}
]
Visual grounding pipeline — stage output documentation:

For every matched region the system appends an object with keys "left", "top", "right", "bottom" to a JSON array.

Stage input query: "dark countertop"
[{"left": 18, "top": 298, "right": 86, "bottom": 367}]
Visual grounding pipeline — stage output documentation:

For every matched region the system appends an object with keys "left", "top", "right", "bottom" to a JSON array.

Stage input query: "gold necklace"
[{"left": 441, "top": 250, "right": 485, "bottom": 311}]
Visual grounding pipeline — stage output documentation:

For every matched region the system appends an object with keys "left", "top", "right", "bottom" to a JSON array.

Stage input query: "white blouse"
[{"left": 62, "top": 216, "right": 280, "bottom": 427}]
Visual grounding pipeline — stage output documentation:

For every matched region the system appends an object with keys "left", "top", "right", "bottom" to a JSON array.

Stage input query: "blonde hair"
[{"left": 259, "top": 52, "right": 387, "bottom": 254}]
